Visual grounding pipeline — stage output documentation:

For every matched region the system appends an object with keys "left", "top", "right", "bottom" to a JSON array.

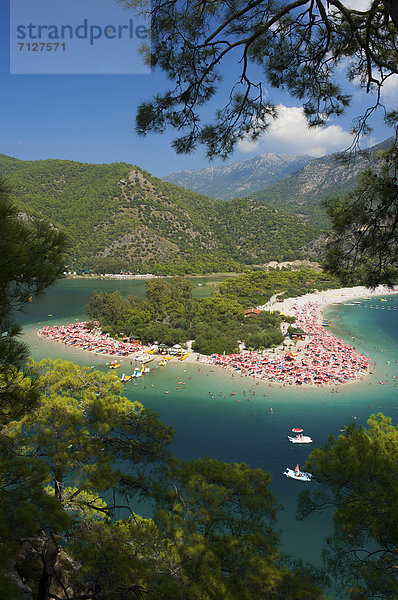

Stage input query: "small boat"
[
  {"left": 109, "top": 363, "right": 121, "bottom": 369},
  {"left": 132, "top": 368, "right": 142, "bottom": 378},
  {"left": 159, "top": 359, "right": 168, "bottom": 366},
  {"left": 288, "top": 434, "right": 313, "bottom": 444},
  {"left": 120, "top": 373, "right": 132, "bottom": 383},
  {"left": 142, "top": 366, "right": 151, "bottom": 374},
  {"left": 135, "top": 355, "right": 155, "bottom": 364},
  {"left": 284, "top": 465, "right": 312, "bottom": 481}
]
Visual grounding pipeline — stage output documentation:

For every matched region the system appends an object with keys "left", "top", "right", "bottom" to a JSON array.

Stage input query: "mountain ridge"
[
  {"left": 251, "top": 137, "right": 394, "bottom": 227},
  {"left": 164, "top": 152, "right": 313, "bottom": 200}
]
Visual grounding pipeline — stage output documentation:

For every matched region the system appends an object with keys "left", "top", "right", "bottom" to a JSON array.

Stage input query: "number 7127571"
[{"left": 18, "top": 42, "right": 66, "bottom": 51}]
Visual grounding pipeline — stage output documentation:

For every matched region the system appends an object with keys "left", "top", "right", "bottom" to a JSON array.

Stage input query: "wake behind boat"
[{"left": 284, "top": 465, "right": 312, "bottom": 482}]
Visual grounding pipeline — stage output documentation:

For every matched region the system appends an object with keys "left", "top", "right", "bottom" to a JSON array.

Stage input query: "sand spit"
[{"left": 38, "top": 285, "right": 398, "bottom": 385}]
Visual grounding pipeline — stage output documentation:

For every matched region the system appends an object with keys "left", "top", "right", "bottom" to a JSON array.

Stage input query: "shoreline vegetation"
[
  {"left": 38, "top": 277, "right": 398, "bottom": 387},
  {"left": 65, "top": 272, "right": 164, "bottom": 280},
  {"left": 64, "top": 260, "right": 322, "bottom": 280}
]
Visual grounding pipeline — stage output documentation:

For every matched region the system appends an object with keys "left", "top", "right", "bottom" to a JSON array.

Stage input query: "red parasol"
[{"left": 292, "top": 428, "right": 303, "bottom": 433}]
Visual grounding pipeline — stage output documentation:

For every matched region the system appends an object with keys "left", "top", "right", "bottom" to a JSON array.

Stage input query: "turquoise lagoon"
[{"left": 19, "top": 279, "right": 398, "bottom": 569}]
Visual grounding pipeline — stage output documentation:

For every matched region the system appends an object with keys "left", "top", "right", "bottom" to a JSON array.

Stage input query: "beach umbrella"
[{"left": 292, "top": 428, "right": 303, "bottom": 433}]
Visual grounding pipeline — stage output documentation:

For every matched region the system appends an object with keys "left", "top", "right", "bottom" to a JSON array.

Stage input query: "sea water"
[{"left": 19, "top": 281, "right": 398, "bottom": 572}]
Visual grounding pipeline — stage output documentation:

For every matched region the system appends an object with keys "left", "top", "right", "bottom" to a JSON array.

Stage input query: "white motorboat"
[
  {"left": 284, "top": 468, "right": 312, "bottom": 481},
  {"left": 142, "top": 356, "right": 155, "bottom": 364},
  {"left": 288, "top": 434, "right": 313, "bottom": 444},
  {"left": 134, "top": 355, "right": 154, "bottom": 363},
  {"left": 284, "top": 466, "right": 312, "bottom": 482}
]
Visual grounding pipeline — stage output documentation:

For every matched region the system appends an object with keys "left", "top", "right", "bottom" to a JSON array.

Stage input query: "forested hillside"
[{"left": 0, "top": 155, "right": 319, "bottom": 274}]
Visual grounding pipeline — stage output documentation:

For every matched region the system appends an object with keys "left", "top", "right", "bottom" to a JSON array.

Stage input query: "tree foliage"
[
  {"left": 87, "top": 269, "right": 338, "bottom": 353},
  {"left": 324, "top": 142, "right": 398, "bottom": 286},
  {"left": 0, "top": 360, "right": 328, "bottom": 600},
  {"left": 130, "top": 0, "right": 398, "bottom": 158},
  {"left": 298, "top": 413, "right": 398, "bottom": 600},
  {"left": 0, "top": 176, "right": 67, "bottom": 423},
  {"left": 150, "top": 456, "right": 327, "bottom": 599},
  {"left": 126, "top": 0, "right": 398, "bottom": 285},
  {"left": 0, "top": 359, "right": 173, "bottom": 599}
]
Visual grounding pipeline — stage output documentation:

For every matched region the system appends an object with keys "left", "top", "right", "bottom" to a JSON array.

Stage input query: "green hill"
[
  {"left": 0, "top": 153, "right": 23, "bottom": 175},
  {"left": 0, "top": 155, "right": 319, "bottom": 274}
]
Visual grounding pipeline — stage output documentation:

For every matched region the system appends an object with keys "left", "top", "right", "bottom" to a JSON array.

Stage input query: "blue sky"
[{"left": 1, "top": 0, "right": 396, "bottom": 177}]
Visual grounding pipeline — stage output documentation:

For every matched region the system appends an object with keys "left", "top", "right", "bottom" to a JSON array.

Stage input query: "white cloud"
[
  {"left": 237, "top": 105, "right": 353, "bottom": 157},
  {"left": 342, "top": 0, "right": 371, "bottom": 9},
  {"left": 381, "top": 75, "right": 398, "bottom": 109}
]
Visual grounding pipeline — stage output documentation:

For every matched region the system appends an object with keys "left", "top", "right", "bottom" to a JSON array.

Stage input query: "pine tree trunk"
[{"left": 36, "top": 540, "right": 58, "bottom": 600}]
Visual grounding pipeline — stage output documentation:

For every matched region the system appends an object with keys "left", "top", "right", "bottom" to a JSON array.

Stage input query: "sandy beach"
[
  {"left": 37, "top": 285, "right": 398, "bottom": 384},
  {"left": 271, "top": 284, "right": 398, "bottom": 320},
  {"left": 206, "top": 285, "right": 398, "bottom": 386}
]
